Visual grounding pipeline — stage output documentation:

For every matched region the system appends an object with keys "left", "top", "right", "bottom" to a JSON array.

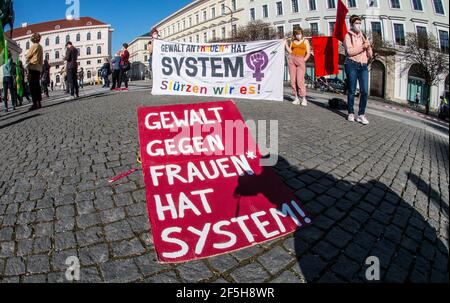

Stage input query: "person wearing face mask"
[
  {"left": 343, "top": 15, "right": 373, "bottom": 125},
  {"left": 284, "top": 28, "right": 311, "bottom": 106}
]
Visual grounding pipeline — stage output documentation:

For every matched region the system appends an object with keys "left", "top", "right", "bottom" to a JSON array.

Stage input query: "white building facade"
[
  {"left": 129, "top": 33, "right": 152, "bottom": 68},
  {"left": 154, "top": 0, "right": 245, "bottom": 43},
  {"left": 8, "top": 17, "right": 113, "bottom": 86},
  {"left": 152, "top": 0, "right": 449, "bottom": 108}
]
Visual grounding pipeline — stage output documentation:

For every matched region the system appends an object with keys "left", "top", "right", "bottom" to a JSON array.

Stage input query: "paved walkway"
[{"left": 0, "top": 85, "right": 448, "bottom": 283}]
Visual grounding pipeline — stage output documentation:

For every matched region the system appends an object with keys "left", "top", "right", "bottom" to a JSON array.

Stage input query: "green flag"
[
  {"left": 0, "top": 21, "right": 7, "bottom": 66},
  {"left": 16, "top": 57, "right": 24, "bottom": 97}
]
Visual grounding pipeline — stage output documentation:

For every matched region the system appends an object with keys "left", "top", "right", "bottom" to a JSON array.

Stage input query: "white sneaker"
[
  {"left": 357, "top": 115, "right": 370, "bottom": 125},
  {"left": 301, "top": 97, "right": 308, "bottom": 106},
  {"left": 348, "top": 114, "right": 355, "bottom": 122},
  {"left": 292, "top": 97, "right": 300, "bottom": 105}
]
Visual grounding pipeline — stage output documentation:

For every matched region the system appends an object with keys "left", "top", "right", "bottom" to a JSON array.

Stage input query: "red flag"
[
  {"left": 333, "top": 0, "right": 349, "bottom": 42},
  {"left": 312, "top": 36, "right": 339, "bottom": 77}
]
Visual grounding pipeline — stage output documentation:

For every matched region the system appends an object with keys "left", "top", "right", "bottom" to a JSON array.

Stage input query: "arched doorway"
[
  {"left": 370, "top": 60, "right": 386, "bottom": 98},
  {"left": 407, "top": 64, "right": 429, "bottom": 105}
]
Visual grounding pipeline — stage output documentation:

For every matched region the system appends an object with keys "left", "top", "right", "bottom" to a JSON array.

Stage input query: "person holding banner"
[
  {"left": 284, "top": 28, "right": 311, "bottom": 106},
  {"left": 344, "top": 15, "right": 373, "bottom": 125}
]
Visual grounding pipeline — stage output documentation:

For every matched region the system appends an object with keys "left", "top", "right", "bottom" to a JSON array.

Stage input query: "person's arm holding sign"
[
  {"left": 363, "top": 38, "right": 373, "bottom": 60},
  {"left": 284, "top": 38, "right": 292, "bottom": 54}
]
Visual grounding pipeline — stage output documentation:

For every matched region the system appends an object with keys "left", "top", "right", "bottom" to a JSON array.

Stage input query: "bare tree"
[
  {"left": 210, "top": 20, "right": 278, "bottom": 43},
  {"left": 369, "top": 32, "right": 397, "bottom": 64},
  {"left": 402, "top": 32, "right": 449, "bottom": 114}
]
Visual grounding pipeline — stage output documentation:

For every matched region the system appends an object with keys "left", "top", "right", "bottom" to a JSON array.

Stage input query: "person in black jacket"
[
  {"left": 64, "top": 41, "right": 79, "bottom": 99},
  {"left": 101, "top": 59, "right": 112, "bottom": 88},
  {"left": 41, "top": 59, "right": 51, "bottom": 98}
]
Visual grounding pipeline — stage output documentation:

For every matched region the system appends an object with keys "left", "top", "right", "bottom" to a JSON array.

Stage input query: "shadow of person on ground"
[{"left": 234, "top": 155, "right": 449, "bottom": 283}]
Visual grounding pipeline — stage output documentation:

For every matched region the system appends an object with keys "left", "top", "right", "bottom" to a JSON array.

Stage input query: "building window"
[
  {"left": 97, "top": 32, "right": 102, "bottom": 39},
  {"left": 416, "top": 26, "right": 427, "bottom": 37},
  {"left": 45, "top": 38, "right": 49, "bottom": 46},
  {"left": 196, "top": 14, "right": 199, "bottom": 24},
  {"left": 368, "top": 0, "right": 378, "bottom": 7},
  {"left": 439, "top": 30, "right": 449, "bottom": 53},
  {"left": 250, "top": 8, "right": 256, "bottom": 21},
  {"left": 263, "top": 4, "right": 269, "bottom": 18},
  {"left": 328, "top": 22, "right": 336, "bottom": 35},
  {"left": 232, "top": 24, "right": 237, "bottom": 36},
  {"left": 393, "top": 23, "right": 405, "bottom": 45},
  {"left": 203, "top": 32, "right": 207, "bottom": 42},
  {"left": 433, "top": 0, "right": 445, "bottom": 15},
  {"left": 55, "top": 51, "right": 60, "bottom": 59},
  {"left": 55, "top": 36, "right": 60, "bottom": 44},
  {"left": 390, "top": 0, "right": 401, "bottom": 9},
  {"left": 212, "top": 7, "right": 216, "bottom": 18},
  {"left": 276, "top": 1, "right": 283, "bottom": 15},
  {"left": 212, "top": 29, "right": 216, "bottom": 40},
  {"left": 45, "top": 53, "right": 49, "bottom": 61},
  {"left": 97, "top": 46, "right": 102, "bottom": 54},
  {"left": 196, "top": 35, "right": 200, "bottom": 43},
  {"left": 309, "top": 0, "right": 317, "bottom": 10},
  {"left": 77, "top": 48, "right": 80, "bottom": 55},
  {"left": 292, "top": 0, "right": 299, "bottom": 13},
  {"left": 328, "top": 0, "right": 336, "bottom": 9},
  {"left": 189, "top": 37, "right": 193, "bottom": 43},
  {"left": 231, "top": 0, "right": 236, "bottom": 11},
  {"left": 310, "top": 23, "right": 319, "bottom": 36},
  {"left": 87, "top": 32, "right": 91, "bottom": 41},
  {"left": 97, "top": 59, "right": 102, "bottom": 64},
  {"left": 371, "top": 22, "right": 382, "bottom": 38},
  {"left": 66, "top": 35, "right": 70, "bottom": 43},
  {"left": 348, "top": 0, "right": 357, "bottom": 8},
  {"left": 277, "top": 26, "right": 284, "bottom": 37},
  {"left": 26, "top": 41, "right": 30, "bottom": 49},
  {"left": 87, "top": 71, "right": 91, "bottom": 78},
  {"left": 76, "top": 33, "right": 80, "bottom": 42},
  {"left": 221, "top": 3, "right": 226, "bottom": 15},
  {"left": 189, "top": 17, "right": 192, "bottom": 27},
  {"left": 203, "top": 10, "right": 207, "bottom": 21},
  {"left": 87, "top": 61, "right": 91, "bottom": 65},
  {"left": 144, "top": 55, "right": 148, "bottom": 62},
  {"left": 222, "top": 27, "right": 226, "bottom": 39},
  {"left": 87, "top": 47, "right": 91, "bottom": 55},
  {"left": 411, "top": 0, "right": 423, "bottom": 11}
]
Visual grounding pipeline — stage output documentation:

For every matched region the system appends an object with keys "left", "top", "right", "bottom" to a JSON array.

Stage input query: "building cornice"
[{"left": 13, "top": 24, "right": 112, "bottom": 41}]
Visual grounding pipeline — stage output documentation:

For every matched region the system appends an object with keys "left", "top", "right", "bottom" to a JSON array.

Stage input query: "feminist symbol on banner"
[{"left": 246, "top": 51, "right": 269, "bottom": 82}]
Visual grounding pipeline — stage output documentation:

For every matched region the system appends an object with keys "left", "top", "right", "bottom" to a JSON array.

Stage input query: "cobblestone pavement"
[{"left": 0, "top": 87, "right": 448, "bottom": 283}]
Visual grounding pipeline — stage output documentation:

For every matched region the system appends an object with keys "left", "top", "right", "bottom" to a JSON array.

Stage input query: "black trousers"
[
  {"left": 67, "top": 68, "right": 79, "bottom": 97},
  {"left": 111, "top": 70, "right": 120, "bottom": 89},
  {"left": 3, "top": 76, "right": 18, "bottom": 109},
  {"left": 28, "top": 69, "right": 42, "bottom": 109},
  {"left": 119, "top": 68, "right": 128, "bottom": 88}
]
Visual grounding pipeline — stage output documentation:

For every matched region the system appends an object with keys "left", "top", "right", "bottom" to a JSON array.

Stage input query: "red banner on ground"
[{"left": 137, "top": 101, "right": 311, "bottom": 263}]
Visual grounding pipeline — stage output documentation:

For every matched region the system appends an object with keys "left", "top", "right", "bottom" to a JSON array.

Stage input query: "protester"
[
  {"left": 64, "top": 41, "right": 79, "bottom": 100},
  {"left": 17, "top": 59, "right": 31, "bottom": 106},
  {"left": 26, "top": 32, "right": 44, "bottom": 111},
  {"left": 119, "top": 43, "right": 130, "bottom": 91},
  {"left": 41, "top": 59, "right": 51, "bottom": 98},
  {"left": 284, "top": 28, "right": 311, "bottom": 106},
  {"left": 78, "top": 67, "right": 84, "bottom": 89},
  {"left": 101, "top": 59, "right": 111, "bottom": 88},
  {"left": 344, "top": 15, "right": 373, "bottom": 125},
  {"left": 2, "top": 51, "right": 17, "bottom": 112},
  {"left": 147, "top": 40, "right": 153, "bottom": 78},
  {"left": 110, "top": 51, "right": 122, "bottom": 91},
  {"left": 50, "top": 80, "right": 54, "bottom": 91}
]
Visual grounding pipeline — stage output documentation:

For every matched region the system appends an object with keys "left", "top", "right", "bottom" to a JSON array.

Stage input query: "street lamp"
[{"left": 223, "top": 5, "right": 235, "bottom": 38}]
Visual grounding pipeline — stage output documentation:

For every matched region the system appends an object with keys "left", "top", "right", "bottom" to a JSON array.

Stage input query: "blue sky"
[{"left": 13, "top": 0, "right": 192, "bottom": 51}]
